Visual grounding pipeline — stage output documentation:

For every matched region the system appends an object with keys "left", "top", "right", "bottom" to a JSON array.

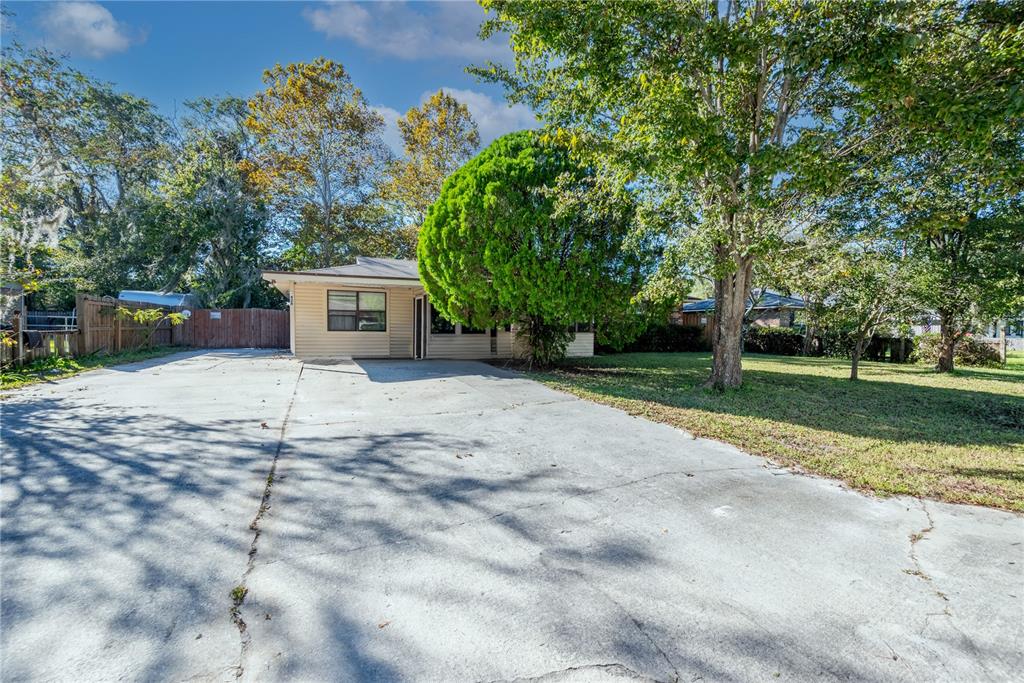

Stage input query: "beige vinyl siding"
[
  {"left": 388, "top": 287, "right": 417, "bottom": 358},
  {"left": 426, "top": 327, "right": 515, "bottom": 359},
  {"left": 508, "top": 327, "right": 592, "bottom": 358},
  {"left": 496, "top": 329, "right": 514, "bottom": 357},
  {"left": 292, "top": 282, "right": 391, "bottom": 358},
  {"left": 422, "top": 294, "right": 513, "bottom": 359},
  {"left": 566, "top": 332, "right": 595, "bottom": 357},
  {"left": 288, "top": 286, "right": 296, "bottom": 354},
  {"left": 427, "top": 329, "right": 495, "bottom": 359}
]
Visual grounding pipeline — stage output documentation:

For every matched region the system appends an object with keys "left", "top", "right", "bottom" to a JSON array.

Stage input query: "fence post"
[
  {"left": 74, "top": 293, "right": 86, "bottom": 356},
  {"left": 115, "top": 310, "right": 122, "bottom": 352},
  {"left": 12, "top": 310, "right": 23, "bottom": 366},
  {"left": 999, "top": 322, "right": 1007, "bottom": 364}
]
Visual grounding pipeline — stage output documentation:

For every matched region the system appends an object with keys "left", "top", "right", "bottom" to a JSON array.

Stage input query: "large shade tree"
[
  {"left": 243, "top": 58, "right": 394, "bottom": 269},
  {"left": 475, "top": 0, "right": 983, "bottom": 388},
  {"left": 160, "top": 97, "right": 280, "bottom": 308},
  {"left": 853, "top": 2, "right": 1024, "bottom": 372},
  {"left": 418, "top": 131, "right": 662, "bottom": 365},
  {"left": 881, "top": 145, "right": 1023, "bottom": 372},
  {"left": 382, "top": 89, "right": 481, "bottom": 254},
  {"left": 2, "top": 44, "right": 174, "bottom": 305}
]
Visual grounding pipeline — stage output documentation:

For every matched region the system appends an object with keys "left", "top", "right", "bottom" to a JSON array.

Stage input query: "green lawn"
[
  {"left": 1, "top": 346, "right": 182, "bottom": 390},
  {"left": 534, "top": 352, "right": 1024, "bottom": 511}
]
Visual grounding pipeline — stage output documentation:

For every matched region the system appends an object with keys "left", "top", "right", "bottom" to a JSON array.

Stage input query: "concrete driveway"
[{"left": 2, "top": 351, "right": 1021, "bottom": 682}]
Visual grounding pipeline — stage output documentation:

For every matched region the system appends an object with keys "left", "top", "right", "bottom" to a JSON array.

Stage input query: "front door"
[{"left": 413, "top": 296, "right": 426, "bottom": 359}]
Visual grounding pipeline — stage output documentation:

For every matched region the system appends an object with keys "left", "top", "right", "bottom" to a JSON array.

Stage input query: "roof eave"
[{"left": 261, "top": 270, "right": 422, "bottom": 289}]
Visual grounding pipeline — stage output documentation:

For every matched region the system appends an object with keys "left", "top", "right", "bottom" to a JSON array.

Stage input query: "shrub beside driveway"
[{"left": 535, "top": 352, "right": 1024, "bottom": 511}]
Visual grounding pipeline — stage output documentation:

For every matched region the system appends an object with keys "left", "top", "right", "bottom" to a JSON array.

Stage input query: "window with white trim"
[{"left": 328, "top": 291, "right": 386, "bottom": 331}]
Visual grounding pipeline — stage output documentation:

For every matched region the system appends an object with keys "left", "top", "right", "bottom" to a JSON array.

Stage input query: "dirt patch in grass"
[{"left": 532, "top": 352, "right": 1024, "bottom": 511}]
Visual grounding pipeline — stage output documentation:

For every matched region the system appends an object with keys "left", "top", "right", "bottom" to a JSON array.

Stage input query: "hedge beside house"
[
  {"left": 597, "top": 324, "right": 709, "bottom": 354},
  {"left": 744, "top": 327, "right": 803, "bottom": 356}
]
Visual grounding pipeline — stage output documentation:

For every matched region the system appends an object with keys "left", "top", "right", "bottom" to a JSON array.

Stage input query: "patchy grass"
[
  {"left": 1, "top": 346, "right": 181, "bottom": 390},
  {"left": 533, "top": 353, "right": 1024, "bottom": 511}
]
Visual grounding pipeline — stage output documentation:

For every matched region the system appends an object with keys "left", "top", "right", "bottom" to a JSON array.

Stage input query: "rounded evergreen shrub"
[{"left": 913, "top": 333, "right": 1001, "bottom": 367}]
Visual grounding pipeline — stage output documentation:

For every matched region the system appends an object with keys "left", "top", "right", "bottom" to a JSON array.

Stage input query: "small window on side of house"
[{"left": 430, "top": 305, "right": 456, "bottom": 334}]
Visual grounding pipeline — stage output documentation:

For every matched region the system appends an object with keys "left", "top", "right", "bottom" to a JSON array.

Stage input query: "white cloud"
[
  {"left": 376, "top": 88, "right": 537, "bottom": 157},
  {"left": 372, "top": 105, "right": 405, "bottom": 156},
  {"left": 435, "top": 87, "right": 537, "bottom": 146},
  {"left": 303, "top": 1, "right": 509, "bottom": 62},
  {"left": 38, "top": 2, "right": 143, "bottom": 58}
]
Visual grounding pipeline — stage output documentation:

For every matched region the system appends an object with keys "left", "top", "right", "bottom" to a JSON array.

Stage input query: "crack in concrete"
[
  {"left": 605, "top": 596, "right": 681, "bottom": 683},
  {"left": 904, "top": 500, "right": 997, "bottom": 679},
  {"left": 481, "top": 662, "right": 669, "bottom": 682},
  {"left": 230, "top": 364, "right": 303, "bottom": 679},
  {"left": 537, "top": 556, "right": 681, "bottom": 683},
  {"left": 905, "top": 499, "right": 948, "bottom": 602}
]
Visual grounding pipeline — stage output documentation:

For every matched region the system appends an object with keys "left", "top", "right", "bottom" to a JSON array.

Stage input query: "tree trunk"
[
  {"left": 705, "top": 258, "right": 752, "bottom": 390},
  {"left": 802, "top": 324, "right": 815, "bottom": 356},
  {"left": 936, "top": 310, "right": 957, "bottom": 373},
  {"left": 850, "top": 334, "right": 864, "bottom": 380}
]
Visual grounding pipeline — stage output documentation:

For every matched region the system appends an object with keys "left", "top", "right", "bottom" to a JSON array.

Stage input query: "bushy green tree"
[
  {"left": 850, "top": 1, "right": 1024, "bottom": 372},
  {"left": 418, "top": 131, "right": 662, "bottom": 365},
  {"left": 475, "top": 0, "right": 915, "bottom": 387},
  {"left": 162, "top": 97, "right": 281, "bottom": 308},
  {"left": 816, "top": 246, "right": 919, "bottom": 380},
  {"left": 2, "top": 44, "right": 174, "bottom": 305}
]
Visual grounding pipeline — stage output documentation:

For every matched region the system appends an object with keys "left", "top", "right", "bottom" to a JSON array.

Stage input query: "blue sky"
[{"left": 4, "top": 1, "right": 536, "bottom": 153}]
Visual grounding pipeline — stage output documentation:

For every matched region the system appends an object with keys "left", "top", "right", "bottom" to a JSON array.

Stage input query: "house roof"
[
  {"left": 296, "top": 257, "right": 420, "bottom": 280},
  {"left": 262, "top": 257, "right": 421, "bottom": 289},
  {"left": 682, "top": 291, "right": 804, "bottom": 313}
]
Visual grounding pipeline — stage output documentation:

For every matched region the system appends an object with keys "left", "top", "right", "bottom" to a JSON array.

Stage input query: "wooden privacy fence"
[
  {"left": 77, "top": 296, "right": 289, "bottom": 353},
  {"left": 1, "top": 329, "right": 80, "bottom": 366},
  {"left": 78, "top": 295, "right": 179, "bottom": 354},
  {"left": 180, "top": 308, "right": 289, "bottom": 349},
  {"left": 3, "top": 295, "right": 288, "bottom": 366}
]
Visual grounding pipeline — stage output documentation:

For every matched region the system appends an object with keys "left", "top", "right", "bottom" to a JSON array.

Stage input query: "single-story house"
[
  {"left": 912, "top": 314, "right": 1024, "bottom": 352},
  {"left": 261, "top": 257, "right": 594, "bottom": 360},
  {"left": 674, "top": 290, "right": 805, "bottom": 328}
]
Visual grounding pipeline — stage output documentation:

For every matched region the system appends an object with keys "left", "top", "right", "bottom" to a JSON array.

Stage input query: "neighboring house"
[
  {"left": 984, "top": 316, "right": 1024, "bottom": 352},
  {"left": 262, "top": 257, "right": 594, "bottom": 360},
  {"left": 911, "top": 314, "right": 1024, "bottom": 352},
  {"left": 674, "top": 290, "right": 805, "bottom": 328}
]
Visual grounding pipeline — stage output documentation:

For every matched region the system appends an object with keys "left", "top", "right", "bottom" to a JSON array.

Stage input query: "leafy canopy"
[
  {"left": 243, "top": 58, "right": 395, "bottom": 269},
  {"left": 382, "top": 89, "right": 481, "bottom": 231},
  {"left": 474, "top": 0, "right": 912, "bottom": 387},
  {"left": 418, "top": 130, "right": 659, "bottom": 362}
]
